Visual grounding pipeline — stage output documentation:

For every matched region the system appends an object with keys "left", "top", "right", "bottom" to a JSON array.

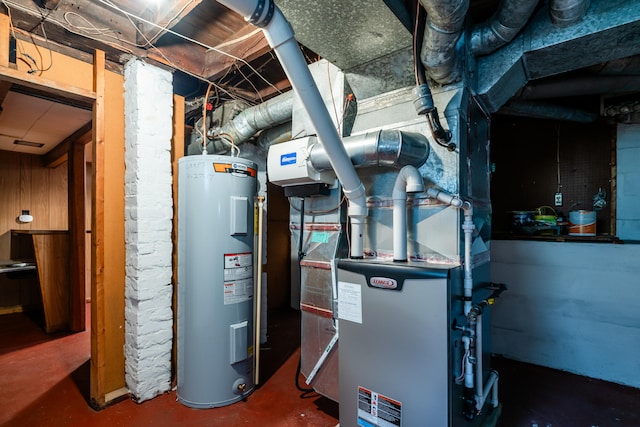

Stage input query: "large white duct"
[{"left": 216, "top": 0, "right": 368, "bottom": 258}]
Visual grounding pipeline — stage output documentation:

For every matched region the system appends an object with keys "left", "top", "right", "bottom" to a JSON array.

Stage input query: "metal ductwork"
[
  {"left": 189, "top": 91, "right": 294, "bottom": 155},
  {"left": 519, "top": 75, "right": 640, "bottom": 100},
  {"left": 498, "top": 100, "right": 598, "bottom": 122},
  {"left": 470, "top": 0, "right": 539, "bottom": 56},
  {"left": 550, "top": 0, "right": 590, "bottom": 27},
  {"left": 419, "top": 0, "right": 469, "bottom": 85},
  {"left": 308, "top": 130, "right": 430, "bottom": 171}
]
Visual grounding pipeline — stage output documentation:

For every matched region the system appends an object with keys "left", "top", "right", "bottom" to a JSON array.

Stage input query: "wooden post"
[
  {"left": 90, "top": 49, "right": 106, "bottom": 408},
  {"left": 68, "top": 139, "right": 86, "bottom": 332}
]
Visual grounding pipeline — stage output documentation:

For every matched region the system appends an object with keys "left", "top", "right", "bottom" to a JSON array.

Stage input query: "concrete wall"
[
  {"left": 617, "top": 123, "right": 640, "bottom": 240},
  {"left": 490, "top": 240, "right": 640, "bottom": 388}
]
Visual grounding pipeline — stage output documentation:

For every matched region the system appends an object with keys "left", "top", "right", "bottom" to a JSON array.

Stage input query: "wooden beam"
[
  {"left": 43, "top": 121, "right": 93, "bottom": 168},
  {"left": 137, "top": 0, "right": 203, "bottom": 45},
  {"left": 90, "top": 49, "right": 106, "bottom": 409},
  {"left": 145, "top": 42, "right": 207, "bottom": 80},
  {"left": 68, "top": 137, "right": 86, "bottom": 332},
  {"left": 0, "top": 12, "right": 11, "bottom": 115},
  {"left": 0, "top": 13, "right": 9, "bottom": 67},
  {"left": 0, "top": 64, "right": 96, "bottom": 102},
  {"left": 171, "top": 93, "right": 185, "bottom": 383},
  {"left": 203, "top": 27, "right": 271, "bottom": 80}
]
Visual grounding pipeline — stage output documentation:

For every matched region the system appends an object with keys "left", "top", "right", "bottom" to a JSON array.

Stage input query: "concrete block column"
[{"left": 123, "top": 59, "right": 174, "bottom": 402}]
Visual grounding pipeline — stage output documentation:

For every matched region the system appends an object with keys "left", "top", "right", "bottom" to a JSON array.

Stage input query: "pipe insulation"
[
  {"left": 392, "top": 166, "right": 425, "bottom": 262},
  {"left": 308, "top": 130, "right": 430, "bottom": 172},
  {"left": 470, "top": 0, "right": 539, "bottom": 56},
  {"left": 419, "top": 0, "right": 469, "bottom": 85},
  {"left": 216, "top": 0, "right": 368, "bottom": 258},
  {"left": 550, "top": 0, "right": 590, "bottom": 27}
]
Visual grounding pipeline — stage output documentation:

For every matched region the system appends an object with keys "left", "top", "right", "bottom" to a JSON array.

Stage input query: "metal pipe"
[
  {"left": 217, "top": 0, "right": 368, "bottom": 258},
  {"left": 474, "top": 312, "right": 484, "bottom": 409},
  {"left": 254, "top": 196, "right": 265, "bottom": 386},
  {"left": 470, "top": 0, "right": 539, "bottom": 56},
  {"left": 392, "top": 166, "right": 425, "bottom": 261},
  {"left": 308, "top": 130, "right": 430, "bottom": 172},
  {"left": 419, "top": 0, "right": 469, "bottom": 84},
  {"left": 550, "top": 0, "right": 590, "bottom": 27}
]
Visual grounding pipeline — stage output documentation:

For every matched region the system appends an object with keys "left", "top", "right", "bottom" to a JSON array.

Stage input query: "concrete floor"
[{"left": 1, "top": 305, "right": 638, "bottom": 427}]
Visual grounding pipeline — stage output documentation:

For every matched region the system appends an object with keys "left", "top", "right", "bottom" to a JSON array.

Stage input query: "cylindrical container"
[
  {"left": 568, "top": 210, "right": 596, "bottom": 236},
  {"left": 177, "top": 155, "right": 257, "bottom": 408}
]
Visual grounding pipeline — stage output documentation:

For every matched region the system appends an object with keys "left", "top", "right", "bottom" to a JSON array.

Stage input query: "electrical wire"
[
  {"left": 202, "top": 82, "right": 213, "bottom": 153},
  {"left": 96, "top": 0, "right": 283, "bottom": 96},
  {"left": 1, "top": 0, "right": 282, "bottom": 103}
]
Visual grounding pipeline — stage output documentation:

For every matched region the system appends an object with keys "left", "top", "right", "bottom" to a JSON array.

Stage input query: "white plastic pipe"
[
  {"left": 392, "top": 166, "right": 424, "bottom": 261},
  {"left": 216, "top": 0, "right": 368, "bottom": 257},
  {"left": 461, "top": 335, "right": 474, "bottom": 389},
  {"left": 426, "top": 187, "right": 474, "bottom": 314}
]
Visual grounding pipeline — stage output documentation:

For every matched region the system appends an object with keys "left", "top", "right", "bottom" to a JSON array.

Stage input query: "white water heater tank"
[{"left": 177, "top": 154, "right": 257, "bottom": 408}]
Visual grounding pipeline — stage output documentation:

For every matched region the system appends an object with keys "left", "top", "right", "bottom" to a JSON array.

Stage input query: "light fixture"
[{"left": 14, "top": 140, "right": 45, "bottom": 148}]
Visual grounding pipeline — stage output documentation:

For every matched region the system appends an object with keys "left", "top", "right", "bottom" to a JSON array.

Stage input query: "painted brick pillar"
[{"left": 123, "top": 59, "right": 174, "bottom": 402}]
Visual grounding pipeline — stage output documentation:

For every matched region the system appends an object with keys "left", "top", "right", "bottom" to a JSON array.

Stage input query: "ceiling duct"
[
  {"left": 419, "top": 0, "right": 469, "bottom": 85},
  {"left": 470, "top": 0, "right": 540, "bottom": 56},
  {"left": 498, "top": 100, "right": 598, "bottom": 122},
  {"left": 550, "top": 0, "right": 590, "bottom": 27}
]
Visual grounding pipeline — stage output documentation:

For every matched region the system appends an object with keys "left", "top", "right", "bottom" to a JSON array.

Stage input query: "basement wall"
[{"left": 490, "top": 240, "right": 640, "bottom": 388}]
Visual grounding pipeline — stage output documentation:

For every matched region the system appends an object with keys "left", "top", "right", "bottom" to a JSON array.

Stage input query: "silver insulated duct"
[
  {"left": 308, "top": 130, "right": 430, "bottom": 171},
  {"left": 550, "top": 0, "right": 590, "bottom": 27},
  {"left": 470, "top": 0, "right": 539, "bottom": 56},
  {"left": 420, "top": 0, "right": 469, "bottom": 85},
  {"left": 190, "top": 91, "right": 294, "bottom": 155}
]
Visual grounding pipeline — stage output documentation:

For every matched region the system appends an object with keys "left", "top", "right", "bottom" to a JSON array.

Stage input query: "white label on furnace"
[
  {"left": 338, "top": 281, "right": 362, "bottom": 324},
  {"left": 223, "top": 252, "right": 253, "bottom": 305}
]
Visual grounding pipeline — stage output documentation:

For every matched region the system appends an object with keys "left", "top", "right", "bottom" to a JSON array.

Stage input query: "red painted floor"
[
  {"left": 1, "top": 305, "right": 638, "bottom": 427},
  {"left": 0, "top": 306, "right": 339, "bottom": 427}
]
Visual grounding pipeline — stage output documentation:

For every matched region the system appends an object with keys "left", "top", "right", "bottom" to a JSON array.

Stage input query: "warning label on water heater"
[
  {"left": 357, "top": 386, "right": 402, "bottom": 427},
  {"left": 223, "top": 252, "right": 253, "bottom": 305}
]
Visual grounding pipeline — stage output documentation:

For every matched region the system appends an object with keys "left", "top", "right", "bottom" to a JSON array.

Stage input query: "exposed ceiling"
[{"left": 1, "top": 0, "right": 640, "bottom": 158}]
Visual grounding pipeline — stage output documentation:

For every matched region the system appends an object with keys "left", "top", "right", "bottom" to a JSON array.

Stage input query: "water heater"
[{"left": 177, "top": 154, "right": 257, "bottom": 408}]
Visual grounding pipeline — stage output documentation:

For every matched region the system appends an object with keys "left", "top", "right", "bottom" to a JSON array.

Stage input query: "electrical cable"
[{"left": 1, "top": 0, "right": 281, "bottom": 103}]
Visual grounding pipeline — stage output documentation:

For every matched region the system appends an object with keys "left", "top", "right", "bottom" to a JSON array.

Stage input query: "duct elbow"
[{"left": 393, "top": 166, "right": 424, "bottom": 200}]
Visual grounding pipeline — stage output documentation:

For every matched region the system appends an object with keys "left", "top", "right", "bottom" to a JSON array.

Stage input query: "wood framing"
[{"left": 90, "top": 49, "right": 107, "bottom": 408}]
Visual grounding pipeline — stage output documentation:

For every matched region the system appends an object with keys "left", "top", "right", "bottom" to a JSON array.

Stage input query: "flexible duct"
[
  {"left": 191, "top": 91, "right": 294, "bottom": 155},
  {"left": 308, "top": 130, "right": 430, "bottom": 172},
  {"left": 419, "top": 0, "right": 469, "bottom": 84},
  {"left": 217, "top": 0, "right": 368, "bottom": 258},
  {"left": 392, "top": 166, "right": 424, "bottom": 261},
  {"left": 550, "top": 0, "right": 590, "bottom": 27},
  {"left": 470, "top": 0, "right": 539, "bottom": 56}
]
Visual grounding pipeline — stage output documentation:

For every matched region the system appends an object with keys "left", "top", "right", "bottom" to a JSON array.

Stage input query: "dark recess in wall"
[{"left": 490, "top": 116, "right": 614, "bottom": 235}]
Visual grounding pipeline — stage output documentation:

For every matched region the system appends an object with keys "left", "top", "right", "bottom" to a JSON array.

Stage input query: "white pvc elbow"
[{"left": 392, "top": 166, "right": 424, "bottom": 261}]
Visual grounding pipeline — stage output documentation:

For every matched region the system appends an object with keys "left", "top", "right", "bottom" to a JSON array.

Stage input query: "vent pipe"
[
  {"left": 392, "top": 166, "right": 424, "bottom": 261},
  {"left": 470, "top": 0, "right": 539, "bottom": 56},
  {"left": 308, "top": 130, "right": 430, "bottom": 172},
  {"left": 216, "top": 0, "right": 367, "bottom": 258}
]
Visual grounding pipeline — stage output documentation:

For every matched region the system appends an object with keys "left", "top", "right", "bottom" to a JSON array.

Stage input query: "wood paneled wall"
[{"left": 0, "top": 152, "right": 69, "bottom": 310}]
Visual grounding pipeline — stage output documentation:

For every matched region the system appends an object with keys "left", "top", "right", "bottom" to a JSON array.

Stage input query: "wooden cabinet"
[{"left": 11, "top": 230, "right": 70, "bottom": 333}]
